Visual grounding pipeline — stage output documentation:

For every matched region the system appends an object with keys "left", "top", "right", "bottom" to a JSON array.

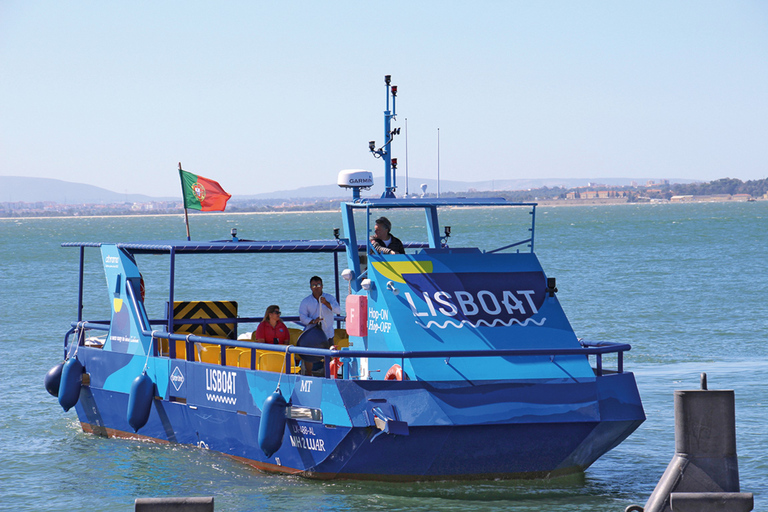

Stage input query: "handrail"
[
  {"left": 68, "top": 318, "right": 629, "bottom": 378},
  {"left": 486, "top": 238, "right": 533, "bottom": 254},
  {"left": 154, "top": 315, "right": 345, "bottom": 326}
]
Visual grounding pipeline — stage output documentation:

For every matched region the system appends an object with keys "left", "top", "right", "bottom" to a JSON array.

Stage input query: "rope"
[
  {"left": 143, "top": 331, "right": 157, "bottom": 373},
  {"left": 276, "top": 345, "right": 291, "bottom": 392},
  {"left": 68, "top": 322, "right": 85, "bottom": 359}
]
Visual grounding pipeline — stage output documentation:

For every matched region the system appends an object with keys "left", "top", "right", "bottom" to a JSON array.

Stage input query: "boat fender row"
[
  {"left": 127, "top": 371, "right": 155, "bottom": 432},
  {"left": 57, "top": 357, "right": 84, "bottom": 412},
  {"left": 258, "top": 387, "right": 288, "bottom": 458},
  {"left": 44, "top": 361, "right": 65, "bottom": 398}
]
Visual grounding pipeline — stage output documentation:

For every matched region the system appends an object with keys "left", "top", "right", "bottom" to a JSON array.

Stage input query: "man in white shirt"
[{"left": 298, "top": 275, "right": 341, "bottom": 342}]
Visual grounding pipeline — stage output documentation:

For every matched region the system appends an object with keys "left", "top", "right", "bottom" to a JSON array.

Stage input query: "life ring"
[
  {"left": 329, "top": 345, "right": 342, "bottom": 379},
  {"left": 385, "top": 364, "right": 408, "bottom": 381}
]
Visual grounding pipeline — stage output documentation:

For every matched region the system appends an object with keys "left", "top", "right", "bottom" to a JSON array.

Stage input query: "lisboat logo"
[
  {"left": 402, "top": 271, "right": 547, "bottom": 329},
  {"left": 205, "top": 368, "right": 237, "bottom": 406},
  {"left": 171, "top": 366, "right": 185, "bottom": 391}
]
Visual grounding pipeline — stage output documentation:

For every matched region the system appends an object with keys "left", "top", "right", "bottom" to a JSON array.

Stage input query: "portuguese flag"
[{"left": 179, "top": 168, "right": 231, "bottom": 211}]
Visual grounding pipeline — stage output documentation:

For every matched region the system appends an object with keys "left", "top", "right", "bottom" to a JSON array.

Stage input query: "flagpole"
[{"left": 178, "top": 162, "right": 191, "bottom": 241}]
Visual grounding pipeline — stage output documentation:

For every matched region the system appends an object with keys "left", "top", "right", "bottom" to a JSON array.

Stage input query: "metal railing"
[{"left": 65, "top": 319, "right": 630, "bottom": 379}]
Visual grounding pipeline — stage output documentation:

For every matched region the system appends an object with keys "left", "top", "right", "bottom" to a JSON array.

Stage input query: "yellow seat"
[
  {"left": 238, "top": 349, "right": 256, "bottom": 369},
  {"left": 256, "top": 350, "right": 300, "bottom": 373},
  {"left": 225, "top": 347, "right": 250, "bottom": 368},
  {"left": 333, "top": 328, "right": 349, "bottom": 348},
  {"left": 287, "top": 328, "right": 302, "bottom": 346},
  {"left": 160, "top": 339, "right": 188, "bottom": 360},
  {"left": 258, "top": 352, "right": 287, "bottom": 372},
  {"left": 195, "top": 343, "right": 221, "bottom": 364}
]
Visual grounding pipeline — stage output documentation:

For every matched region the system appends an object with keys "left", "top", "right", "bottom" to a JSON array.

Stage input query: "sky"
[{"left": 1, "top": 1, "right": 767, "bottom": 197}]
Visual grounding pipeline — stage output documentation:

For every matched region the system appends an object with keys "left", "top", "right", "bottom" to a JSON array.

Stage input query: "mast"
[{"left": 369, "top": 75, "right": 400, "bottom": 198}]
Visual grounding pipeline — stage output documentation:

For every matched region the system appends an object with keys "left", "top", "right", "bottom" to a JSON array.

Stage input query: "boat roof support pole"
[
  {"left": 529, "top": 205, "right": 537, "bottom": 253},
  {"left": 342, "top": 203, "right": 361, "bottom": 293},
  {"left": 424, "top": 206, "right": 441, "bottom": 248},
  {"left": 77, "top": 245, "right": 85, "bottom": 322},
  {"left": 166, "top": 247, "right": 176, "bottom": 335},
  {"left": 333, "top": 251, "right": 341, "bottom": 328}
]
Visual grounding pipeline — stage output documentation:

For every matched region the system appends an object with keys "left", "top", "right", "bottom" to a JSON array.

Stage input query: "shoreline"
[{"left": 1, "top": 197, "right": 764, "bottom": 221}]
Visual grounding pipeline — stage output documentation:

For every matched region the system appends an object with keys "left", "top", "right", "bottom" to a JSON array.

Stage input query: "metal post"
[
  {"left": 77, "top": 246, "right": 85, "bottom": 322},
  {"left": 167, "top": 248, "right": 177, "bottom": 358},
  {"left": 382, "top": 75, "right": 396, "bottom": 198},
  {"left": 334, "top": 251, "right": 341, "bottom": 329},
  {"left": 530, "top": 205, "right": 536, "bottom": 253},
  {"left": 641, "top": 375, "right": 751, "bottom": 512}
]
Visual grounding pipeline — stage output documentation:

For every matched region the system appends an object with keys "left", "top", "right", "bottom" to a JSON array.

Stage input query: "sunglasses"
[
  {"left": 271, "top": 310, "right": 281, "bottom": 315},
  {"left": 311, "top": 283, "right": 323, "bottom": 288}
]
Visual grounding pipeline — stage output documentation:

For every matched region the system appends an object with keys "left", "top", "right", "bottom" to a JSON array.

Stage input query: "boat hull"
[{"left": 71, "top": 347, "right": 644, "bottom": 481}]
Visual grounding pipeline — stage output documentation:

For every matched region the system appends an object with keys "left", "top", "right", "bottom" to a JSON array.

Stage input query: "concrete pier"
[{"left": 635, "top": 374, "right": 753, "bottom": 512}]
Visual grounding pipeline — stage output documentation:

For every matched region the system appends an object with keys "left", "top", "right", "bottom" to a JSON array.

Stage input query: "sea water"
[{"left": 1, "top": 202, "right": 766, "bottom": 511}]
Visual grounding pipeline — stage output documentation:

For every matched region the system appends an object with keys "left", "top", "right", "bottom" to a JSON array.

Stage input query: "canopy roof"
[{"left": 62, "top": 239, "right": 427, "bottom": 255}]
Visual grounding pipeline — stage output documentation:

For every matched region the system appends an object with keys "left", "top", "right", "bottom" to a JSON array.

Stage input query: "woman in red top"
[{"left": 254, "top": 305, "right": 289, "bottom": 345}]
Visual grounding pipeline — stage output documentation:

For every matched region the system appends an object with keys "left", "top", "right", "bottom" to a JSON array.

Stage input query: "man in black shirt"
[{"left": 370, "top": 216, "right": 405, "bottom": 255}]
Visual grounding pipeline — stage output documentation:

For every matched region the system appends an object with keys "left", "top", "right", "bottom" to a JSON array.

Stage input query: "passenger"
[
  {"left": 299, "top": 276, "right": 340, "bottom": 342},
  {"left": 369, "top": 216, "right": 405, "bottom": 255},
  {"left": 298, "top": 276, "right": 341, "bottom": 375},
  {"left": 253, "top": 305, "right": 289, "bottom": 345}
]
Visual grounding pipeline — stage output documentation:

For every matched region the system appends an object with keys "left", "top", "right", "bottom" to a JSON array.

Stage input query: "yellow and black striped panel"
[{"left": 173, "top": 301, "right": 238, "bottom": 340}]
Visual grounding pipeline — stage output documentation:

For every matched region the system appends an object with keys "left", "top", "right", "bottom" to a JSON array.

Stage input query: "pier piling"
[{"left": 634, "top": 373, "right": 753, "bottom": 512}]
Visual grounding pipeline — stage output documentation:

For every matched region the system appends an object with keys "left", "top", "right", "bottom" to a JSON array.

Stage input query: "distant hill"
[
  {"left": 1, "top": 175, "right": 696, "bottom": 204},
  {"left": 0, "top": 176, "right": 172, "bottom": 204}
]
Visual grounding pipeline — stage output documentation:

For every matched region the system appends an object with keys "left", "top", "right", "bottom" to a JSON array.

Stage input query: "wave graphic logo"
[
  {"left": 206, "top": 393, "right": 237, "bottom": 405},
  {"left": 420, "top": 317, "right": 547, "bottom": 330}
]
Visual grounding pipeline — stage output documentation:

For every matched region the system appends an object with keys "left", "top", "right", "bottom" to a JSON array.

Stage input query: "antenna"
[
  {"left": 437, "top": 127, "right": 440, "bottom": 198},
  {"left": 369, "top": 75, "right": 400, "bottom": 198},
  {"left": 405, "top": 118, "right": 409, "bottom": 197}
]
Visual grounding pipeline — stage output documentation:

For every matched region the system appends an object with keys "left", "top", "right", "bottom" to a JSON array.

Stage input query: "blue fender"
[
  {"left": 258, "top": 389, "right": 288, "bottom": 457},
  {"left": 44, "top": 361, "right": 65, "bottom": 397},
  {"left": 58, "top": 357, "right": 83, "bottom": 412},
  {"left": 127, "top": 371, "right": 155, "bottom": 432}
]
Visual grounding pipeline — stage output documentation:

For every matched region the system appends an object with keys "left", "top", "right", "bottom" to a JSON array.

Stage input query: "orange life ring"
[
  {"left": 329, "top": 345, "right": 342, "bottom": 379},
  {"left": 329, "top": 358, "right": 342, "bottom": 379},
  {"left": 385, "top": 364, "right": 407, "bottom": 381}
]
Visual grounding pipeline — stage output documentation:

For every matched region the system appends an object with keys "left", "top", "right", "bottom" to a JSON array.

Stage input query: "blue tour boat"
[{"left": 46, "top": 76, "right": 644, "bottom": 481}]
